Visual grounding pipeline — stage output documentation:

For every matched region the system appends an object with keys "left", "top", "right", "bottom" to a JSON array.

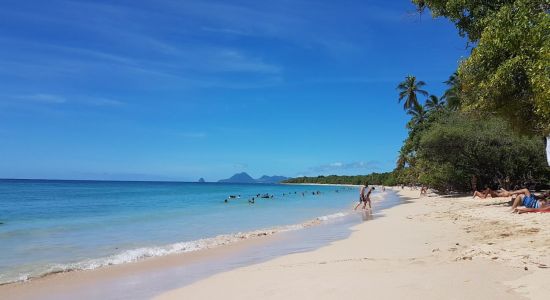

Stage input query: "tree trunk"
[{"left": 546, "top": 136, "right": 550, "bottom": 166}]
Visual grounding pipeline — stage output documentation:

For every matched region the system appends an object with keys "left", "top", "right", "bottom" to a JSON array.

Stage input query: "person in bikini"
[{"left": 472, "top": 187, "right": 513, "bottom": 199}]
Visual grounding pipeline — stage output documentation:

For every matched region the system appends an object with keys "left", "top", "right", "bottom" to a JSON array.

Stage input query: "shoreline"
[
  {"left": 155, "top": 189, "right": 550, "bottom": 300},
  {"left": 2, "top": 189, "right": 404, "bottom": 299},
  {"left": 0, "top": 210, "right": 355, "bottom": 286},
  {"left": 0, "top": 228, "right": 287, "bottom": 299},
  {"left": 281, "top": 183, "right": 363, "bottom": 187},
  {"left": 0, "top": 182, "right": 361, "bottom": 287}
]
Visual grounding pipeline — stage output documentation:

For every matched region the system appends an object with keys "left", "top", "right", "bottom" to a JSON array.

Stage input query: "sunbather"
[
  {"left": 509, "top": 189, "right": 548, "bottom": 211},
  {"left": 472, "top": 187, "right": 512, "bottom": 199},
  {"left": 514, "top": 193, "right": 549, "bottom": 213},
  {"left": 515, "top": 205, "right": 550, "bottom": 214}
]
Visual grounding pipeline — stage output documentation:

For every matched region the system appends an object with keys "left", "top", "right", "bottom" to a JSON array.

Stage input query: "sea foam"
[{"left": 3, "top": 210, "right": 351, "bottom": 285}]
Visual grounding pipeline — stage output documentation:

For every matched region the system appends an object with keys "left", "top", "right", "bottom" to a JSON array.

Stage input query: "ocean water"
[{"left": 0, "top": 179, "right": 364, "bottom": 285}]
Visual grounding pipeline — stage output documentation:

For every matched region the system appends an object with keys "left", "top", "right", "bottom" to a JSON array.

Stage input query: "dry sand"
[{"left": 156, "top": 189, "right": 550, "bottom": 300}]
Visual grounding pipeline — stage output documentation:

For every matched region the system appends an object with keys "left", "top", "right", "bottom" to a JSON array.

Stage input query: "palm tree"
[
  {"left": 396, "top": 149, "right": 408, "bottom": 170},
  {"left": 406, "top": 102, "right": 427, "bottom": 129},
  {"left": 442, "top": 72, "right": 461, "bottom": 110},
  {"left": 397, "top": 75, "right": 428, "bottom": 110},
  {"left": 425, "top": 95, "right": 445, "bottom": 111}
]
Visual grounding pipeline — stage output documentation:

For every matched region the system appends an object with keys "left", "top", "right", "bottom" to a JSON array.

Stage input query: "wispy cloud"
[
  {"left": 208, "top": 50, "right": 281, "bottom": 74},
  {"left": 180, "top": 132, "right": 207, "bottom": 139},
  {"left": 81, "top": 97, "right": 125, "bottom": 107},
  {"left": 15, "top": 93, "right": 67, "bottom": 104},
  {"left": 233, "top": 163, "right": 248, "bottom": 170},
  {"left": 308, "top": 161, "right": 381, "bottom": 174},
  {"left": 9, "top": 93, "right": 125, "bottom": 107},
  {"left": 303, "top": 76, "right": 398, "bottom": 85},
  {"left": 201, "top": 26, "right": 252, "bottom": 36},
  {"left": 0, "top": 37, "right": 282, "bottom": 91},
  {"left": 0, "top": 0, "right": 409, "bottom": 93}
]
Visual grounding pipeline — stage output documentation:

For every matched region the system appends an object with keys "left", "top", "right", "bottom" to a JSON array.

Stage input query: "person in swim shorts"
[
  {"left": 354, "top": 183, "right": 374, "bottom": 210},
  {"left": 509, "top": 189, "right": 544, "bottom": 211}
]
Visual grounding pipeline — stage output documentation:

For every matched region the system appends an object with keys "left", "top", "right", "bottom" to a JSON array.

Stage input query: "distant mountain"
[
  {"left": 218, "top": 172, "right": 289, "bottom": 184},
  {"left": 218, "top": 172, "right": 256, "bottom": 183},
  {"left": 198, "top": 178, "right": 206, "bottom": 183}
]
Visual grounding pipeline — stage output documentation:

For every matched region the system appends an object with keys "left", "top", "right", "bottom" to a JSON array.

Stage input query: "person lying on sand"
[
  {"left": 515, "top": 205, "right": 550, "bottom": 214},
  {"left": 509, "top": 189, "right": 549, "bottom": 212},
  {"left": 472, "top": 187, "right": 513, "bottom": 199},
  {"left": 514, "top": 193, "right": 549, "bottom": 213}
]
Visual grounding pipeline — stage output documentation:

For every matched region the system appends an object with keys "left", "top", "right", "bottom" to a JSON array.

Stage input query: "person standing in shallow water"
[{"left": 354, "top": 183, "right": 374, "bottom": 210}]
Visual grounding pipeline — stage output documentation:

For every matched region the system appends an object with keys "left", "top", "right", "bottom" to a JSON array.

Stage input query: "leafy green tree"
[
  {"left": 396, "top": 148, "right": 409, "bottom": 170},
  {"left": 458, "top": 0, "right": 550, "bottom": 133},
  {"left": 406, "top": 102, "right": 428, "bottom": 129},
  {"left": 397, "top": 75, "right": 429, "bottom": 110},
  {"left": 413, "top": 0, "right": 550, "bottom": 134},
  {"left": 415, "top": 112, "right": 550, "bottom": 191},
  {"left": 413, "top": 0, "right": 519, "bottom": 42},
  {"left": 442, "top": 72, "right": 461, "bottom": 110},
  {"left": 283, "top": 172, "right": 400, "bottom": 186},
  {"left": 425, "top": 95, "right": 445, "bottom": 111}
]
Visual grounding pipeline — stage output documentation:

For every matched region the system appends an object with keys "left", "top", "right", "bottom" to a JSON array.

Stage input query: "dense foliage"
[
  {"left": 283, "top": 172, "right": 398, "bottom": 186},
  {"left": 414, "top": 112, "right": 550, "bottom": 191},
  {"left": 414, "top": 0, "right": 550, "bottom": 134},
  {"left": 286, "top": 1, "right": 550, "bottom": 192},
  {"left": 393, "top": 74, "right": 550, "bottom": 192}
]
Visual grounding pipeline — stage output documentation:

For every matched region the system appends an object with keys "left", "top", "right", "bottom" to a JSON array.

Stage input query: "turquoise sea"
[{"left": 0, "top": 179, "right": 368, "bottom": 285}]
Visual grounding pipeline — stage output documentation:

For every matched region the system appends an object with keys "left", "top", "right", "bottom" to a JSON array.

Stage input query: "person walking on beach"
[
  {"left": 354, "top": 184, "right": 367, "bottom": 210},
  {"left": 354, "top": 183, "right": 374, "bottom": 210}
]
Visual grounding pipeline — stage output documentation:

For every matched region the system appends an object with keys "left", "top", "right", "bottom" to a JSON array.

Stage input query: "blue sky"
[{"left": 0, "top": 0, "right": 468, "bottom": 181}]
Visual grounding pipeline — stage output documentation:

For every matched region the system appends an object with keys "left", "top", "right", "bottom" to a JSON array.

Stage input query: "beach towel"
[{"left": 517, "top": 208, "right": 550, "bottom": 214}]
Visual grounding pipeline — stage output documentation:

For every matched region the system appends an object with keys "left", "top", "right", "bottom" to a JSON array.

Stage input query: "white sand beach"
[{"left": 156, "top": 189, "right": 550, "bottom": 299}]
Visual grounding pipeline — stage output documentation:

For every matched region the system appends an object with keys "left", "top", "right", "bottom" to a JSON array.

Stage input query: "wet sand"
[
  {"left": 4, "top": 189, "right": 548, "bottom": 299},
  {"left": 1, "top": 191, "right": 404, "bottom": 299},
  {"left": 156, "top": 189, "right": 550, "bottom": 300}
]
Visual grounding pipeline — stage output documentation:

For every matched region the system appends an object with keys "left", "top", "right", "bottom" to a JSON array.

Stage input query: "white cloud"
[
  {"left": 309, "top": 161, "right": 380, "bottom": 173},
  {"left": 81, "top": 97, "right": 125, "bottom": 107},
  {"left": 11, "top": 93, "right": 125, "bottom": 107}
]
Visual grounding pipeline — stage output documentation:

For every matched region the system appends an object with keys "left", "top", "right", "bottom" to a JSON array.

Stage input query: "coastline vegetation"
[
  {"left": 283, "top": 173, "right": 399, "bottom": 186},
  {"left": 285, "top": 0, "right": 550, "bottom": 192}
]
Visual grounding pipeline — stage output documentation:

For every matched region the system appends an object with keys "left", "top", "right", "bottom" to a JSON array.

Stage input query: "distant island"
[
  {"left": 197, "top": 178, "right": 206, "bottom": 183},
  {"left": 218, "top": 172, "right": 289, "bottom": 184}
]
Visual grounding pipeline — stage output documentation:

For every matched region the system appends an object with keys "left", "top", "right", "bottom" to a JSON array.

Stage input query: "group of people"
[
  {"left": 472, "top": 187, "right": 550, "bottom": 213},
  {"left": 224, "top": 189, "right": 328, "bottom": 205}
]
